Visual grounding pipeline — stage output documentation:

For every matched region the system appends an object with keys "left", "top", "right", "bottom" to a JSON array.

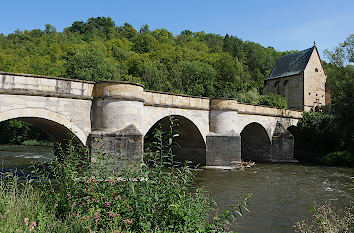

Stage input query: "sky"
[{"left": 1, "top": 0, "right": 353, "bottom": 56}]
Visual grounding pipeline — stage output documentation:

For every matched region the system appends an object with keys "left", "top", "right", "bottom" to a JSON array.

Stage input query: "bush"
[
  {"left": 22, "top": 140, "right": 53, "bottom": 147},
  {"left": 0, "top": 132, "right": 249, "bottom": 232},
  {"left": 293, "top": 204, "right": 353, "bottom": 233},
  {"left": 235, "top": 88, "right": 260, "bottom": 105},
  {"left": 235, "top": 88, "right": 287, "bottom": 108},
  {"left": 0, "top": 174, "right": 68, "bottom": 232},
  {"left": 296, "top": 111, "right": 354, "bottom": 166},
  {"left": 258, "top": 94, "right": 287, "bottom": 109},
  {"left": 320, "top": 151, "right": 354, "bottom": 167}
]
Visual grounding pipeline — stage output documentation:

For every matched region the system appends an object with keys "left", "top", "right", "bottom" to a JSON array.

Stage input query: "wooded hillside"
[{"left": 0, "top": 17, "right": 292, "bottom": 100}]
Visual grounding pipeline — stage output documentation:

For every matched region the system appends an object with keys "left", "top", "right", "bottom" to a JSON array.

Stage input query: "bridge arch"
[
  {"left": 144, "top": 115, "right": 206, "bottom": 166},
  {"left": 140, "top": 109, "right": 208, "bottom": 143},
  {"left": 0, "top": 108, "right": 87, "bottom": 145},
  {"left": 240, "top": 122, "right": 271, "bottom": 161}
]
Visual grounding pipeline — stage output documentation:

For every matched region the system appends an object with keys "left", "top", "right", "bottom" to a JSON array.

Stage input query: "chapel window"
[{"left": 274, "top": 81, "right": 279, "bottom": 87}]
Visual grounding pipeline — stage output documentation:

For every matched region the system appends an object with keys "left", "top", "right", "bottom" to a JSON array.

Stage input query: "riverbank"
[
  {"left": 1, "top": 144, "right": 353, "bottom": 232},
  {"left": 21, "top": 140, "right": 53, "bottom": 147}
]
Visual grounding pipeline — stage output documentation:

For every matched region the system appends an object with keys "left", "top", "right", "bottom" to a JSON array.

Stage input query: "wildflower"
[
  {"left": 123, "top": 219, "right": 133, "bottom": 224},
  {"left": 79, "top": 215, "right": 89, "bottom": 222},
  {"left": 108, "top": 178, "right": 116, "bottom": 185},
  {"left": 29, "top": 226, "right": 34, "bottom": 231},
  {"left": 105, "top": 201, "right": 112, "bottom": 206},
  {"left": 72, "top": 202, "right": 77, "bottom": 208},
  {"left": 94, "top": 210, "right": 101, "bottom": 221},
  {"left": 24, "top": 217, "right": 29, "bottom": 226},
  {"left": 32, "top": 221, "right": 37, "bottom": 226}
]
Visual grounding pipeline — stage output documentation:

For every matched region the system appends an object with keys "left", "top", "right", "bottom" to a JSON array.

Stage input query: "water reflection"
[
  {"left": 0, "top": 145, "right": 52, "bottom": 171},
  {"left": 196, "top": 164, "right": 353, "bottom": 233}
]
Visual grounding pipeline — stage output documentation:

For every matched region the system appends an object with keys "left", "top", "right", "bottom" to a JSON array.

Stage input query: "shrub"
[
  {"left": 0, "top": 126, "right": 249, "bottom": 232},
  {"left": 235, "top": 88, "right": 260, "bottom": 105},
  {"left": 320, "top": 151, "right": 354, "bottom": 167},
  {"left": 235, "top": 88, "right": 287, "bottom": 108},
  {"left": 258, "top": 94, "right": 287, "bottom": 109},
  {"left": 293, "top": 204, "right": 353, "bottom": 233},
  {"left": 0, "top": 174, "right": 68, "bottom": 232}
]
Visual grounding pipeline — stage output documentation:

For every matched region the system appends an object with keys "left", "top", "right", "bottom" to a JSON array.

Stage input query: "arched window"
[{"left": 274, "top": 81, "right": 279, "bottom": 87}]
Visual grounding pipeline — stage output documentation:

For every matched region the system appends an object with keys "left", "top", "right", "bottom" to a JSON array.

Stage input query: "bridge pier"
[
  {"left": 207, "top": 99, "right": 241, "bottom": 166},
  {"left": 89, "top": 82, "right": 145, "bottom": 164},
  {"left": 270, "top": 122, "right": 297, "bottom": 162},
  {"left": 88, "top": 125, "right": 143, "bottom": 166}
]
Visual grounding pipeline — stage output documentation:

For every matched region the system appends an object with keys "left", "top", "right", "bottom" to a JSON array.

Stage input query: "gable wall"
[{"left": 303, "top": 49, "right": 327, "bottom": 111}]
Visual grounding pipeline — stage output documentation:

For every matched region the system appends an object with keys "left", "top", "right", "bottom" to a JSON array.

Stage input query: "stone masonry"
[{"left": 0, "top": 72, "right": 302, "bottom": 166}]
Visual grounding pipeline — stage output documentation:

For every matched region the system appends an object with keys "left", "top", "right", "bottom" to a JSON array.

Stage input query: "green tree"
[
  {"left": 171, "top": 61, "right": 216, "bottom": 96},
  {"left": 65, "top": 47, "right": 118, "bottom": 81}
]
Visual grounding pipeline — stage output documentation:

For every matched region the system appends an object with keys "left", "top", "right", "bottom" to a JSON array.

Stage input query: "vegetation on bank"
[
  {"left": 294, "top": 35, "right": 354, "bottom": 167},
  {"left": 0, "top": 121, "right": 249, "bottom": 232},
  {"left": 294, "top": 204, "right": 353, "bottom": 233},
  {"left": 0, "top": 119, "right": 50, "bottom": 146}
]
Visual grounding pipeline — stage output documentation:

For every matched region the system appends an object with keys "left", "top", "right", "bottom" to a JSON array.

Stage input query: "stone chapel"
[{"left": 263, "top": 43, "right": 330, "bottom": 111}]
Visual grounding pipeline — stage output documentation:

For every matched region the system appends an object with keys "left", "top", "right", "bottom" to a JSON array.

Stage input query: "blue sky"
[{"left": 1, "top": 0, "right": 353, "bottom": 56}]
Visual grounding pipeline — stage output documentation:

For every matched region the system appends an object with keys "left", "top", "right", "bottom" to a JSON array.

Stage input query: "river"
[{"left": 1, "top": 145, "right": 353, "bottom": 233}]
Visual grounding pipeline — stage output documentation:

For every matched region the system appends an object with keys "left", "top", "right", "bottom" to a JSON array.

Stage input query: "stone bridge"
[{"left": 0, "top": 72, "right": 302, "bottom": 166}]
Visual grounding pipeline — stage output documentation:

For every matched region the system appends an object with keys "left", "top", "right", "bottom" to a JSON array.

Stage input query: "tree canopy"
[{"left": 0, "top": 17, "right": 290, "bottom": 103}]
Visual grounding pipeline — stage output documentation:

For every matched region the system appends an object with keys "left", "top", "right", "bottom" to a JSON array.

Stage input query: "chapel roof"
[{"left": 268, "top": 46, "right": 315, "bottom": 80}]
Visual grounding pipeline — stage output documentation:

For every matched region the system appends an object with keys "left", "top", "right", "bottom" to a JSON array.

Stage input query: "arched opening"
[
  {"left": 144, "top": 115, "right": 206, "bottom": 166},
  {"left": 241, "top": 122, "right": 271, "bottom": 161},
  {"left": 0, "top": 117, "right": 84, "bottom": 171}
]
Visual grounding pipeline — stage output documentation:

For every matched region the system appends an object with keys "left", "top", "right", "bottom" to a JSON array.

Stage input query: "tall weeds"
[{"left": 0, "top": 118, "right": 249, "bottom": 232}]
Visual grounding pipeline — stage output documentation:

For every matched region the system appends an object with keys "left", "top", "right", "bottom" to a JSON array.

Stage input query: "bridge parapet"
[
  {"left": 237, "top": 103, "right": 302, "bottom": 119},
  {"left": 0, "top": 72, "right": 94, "bottom": 99},
  {"left": 144, "top": 90, "right": 210, "bottom": 110}
]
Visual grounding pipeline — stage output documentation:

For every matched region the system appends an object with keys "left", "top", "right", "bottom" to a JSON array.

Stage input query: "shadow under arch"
[
  {"left": 241, "top": 122, "right": 271, "bottom": 161},
  {"left": 144, "top": 115, "right": 206, "bottom": 166},
  {"left": 287, "top": 125, "right": 301, "bottom": 160},
  {"left": 0, "top": 109, "right": 87, "bottom": 146},
  {"left": 19, "top": 117, "right": 84, "bottom": 146}
]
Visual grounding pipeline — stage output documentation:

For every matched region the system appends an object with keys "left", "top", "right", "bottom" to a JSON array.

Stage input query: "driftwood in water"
[{"left": 231, "top": 161, "right": 255, "bottom": 170}]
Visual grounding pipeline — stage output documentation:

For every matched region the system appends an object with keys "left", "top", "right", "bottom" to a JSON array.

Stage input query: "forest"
[{"left": 0, "top": 17, "right": 292, "bottom": 103}]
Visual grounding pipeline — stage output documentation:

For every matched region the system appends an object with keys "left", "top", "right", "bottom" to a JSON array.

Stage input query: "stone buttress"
[
  {"left": 88, "top": 82, "right": 144, "bottom": 162},
  {"left": 206, "top": 99, "right": 241, "bottom": 166}
]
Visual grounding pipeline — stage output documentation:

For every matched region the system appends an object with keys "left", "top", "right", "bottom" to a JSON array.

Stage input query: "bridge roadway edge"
[{"left": 0, "top": 72, "right": 302, "bottom": 166}]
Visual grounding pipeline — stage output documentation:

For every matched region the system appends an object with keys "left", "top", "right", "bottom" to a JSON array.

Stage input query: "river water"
[{"left": 1, "top": 145, "right": 353, "bottom": 233}]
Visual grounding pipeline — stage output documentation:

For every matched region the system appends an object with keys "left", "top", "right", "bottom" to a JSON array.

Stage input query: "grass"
[
  {"left": 21, "top": 140, "right": 53, "bottom": 147},
  {"left": 0, "top": 140, "right": 249, "bottom": 232},
  {"left": 293, "top": 204, "right": 353, "bottom": 233}
]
